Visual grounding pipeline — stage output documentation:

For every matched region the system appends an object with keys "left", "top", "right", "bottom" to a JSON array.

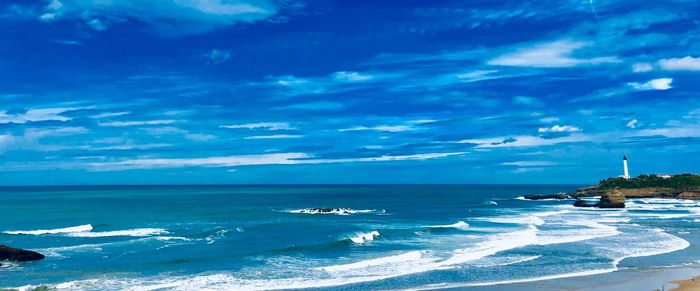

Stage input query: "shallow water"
[{"left": 1, "top": 185, "right": 699, "bottom": 290}]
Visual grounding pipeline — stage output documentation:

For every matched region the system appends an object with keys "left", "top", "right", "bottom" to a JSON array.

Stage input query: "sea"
[{"left": 1, "top": 185, "right": 699, "bottom": 290}]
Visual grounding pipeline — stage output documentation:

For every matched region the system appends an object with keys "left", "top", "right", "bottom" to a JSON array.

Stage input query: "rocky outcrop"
[
  {"left": 678, "top": 191, "right": 700, "bottom": 199},
  {"left": 615, "top": 187, "right": 677, "bottom": 198},
  {"left": 572, "top": 189, "right": 625, "bottom": 208},
  {"left": 573, "top": 199, "right": 590, "bottom": 207},
  {"left": 0, "top": 245, "right": 45, "bottom": 262},
  {"left": 523, "top": 193, "right": 569, "bottom": 200},
  {"left": 596, "top": 189, "right": 625, "bottom": 208}
]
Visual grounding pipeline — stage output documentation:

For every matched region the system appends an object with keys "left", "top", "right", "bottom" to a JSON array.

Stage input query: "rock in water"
[
  {"left": 523, "top": 193, "right": 568, "bottom": 200},
  {"left": 0, "top": 245, "right": 45, "bottom": 261},
  {"left": 597, "top": 189, "right": 625, "bottom": 208},
  {"left": 573, "top": 199, "right": 590, "bottom": 207}
]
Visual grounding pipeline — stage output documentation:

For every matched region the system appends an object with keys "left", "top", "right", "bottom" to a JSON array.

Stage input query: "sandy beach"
[
  {"left": 672, "top": 275, "right": 700, "bottom": 291},
  {"left": 461, "top": 268, "right": 700, "bottom": 291}
]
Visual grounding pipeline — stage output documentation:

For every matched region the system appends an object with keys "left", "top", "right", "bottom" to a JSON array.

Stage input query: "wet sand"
[
  {"left": 671, "top": 275, "right": 700, "bottom": 291},
  {"left": 461, "top": 267, "right": 700, "bottom": 291}
]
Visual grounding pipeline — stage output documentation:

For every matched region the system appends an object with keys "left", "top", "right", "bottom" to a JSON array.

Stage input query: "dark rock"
[
  {"left": 0, "top": 245, "right": 45, "bottom": 262},
  {"left": 573, "top": 199, "right": 590, "bottom": 207},
  {"left": 595, "top": 189, "right": 625, "bottom": 208},
  {"left": 311, "top": 208, "right": 340, "bottom": 213},
  {"left": 523, "top": 193, "right": 568, "bottom": 200}
]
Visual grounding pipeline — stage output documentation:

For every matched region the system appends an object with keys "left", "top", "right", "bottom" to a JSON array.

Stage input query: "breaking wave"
[
  {"left": 3, "top": 224, "right": 93, "bottom": 235},
  {"left": 347, "top": 231, "right": 380, "bottom": 244},
  {"left": 427, "top": 221, "right": 470, "bottom": 230},
  {"left": 286, "top": 208, "right": 381, "bottom": 215}
]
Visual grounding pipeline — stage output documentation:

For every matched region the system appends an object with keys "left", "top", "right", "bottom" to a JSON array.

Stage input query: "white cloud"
[
  {"left": 332, "top": 71, "right": 373, "bottom": 82},
  {"left": 408, "top": 119, "right": 438, "bottom": 124},
  {"left": 512, "top": 167, "right": 545, "bottom": 174},
  {"left": 243, "top": 134, "right": 302, "bottom": 140},
  {"left": 220, "top": 122, "right": 294, "bottom": 131},
  {"left": 0, "top": 107, "right": 82, "bottom": 124},
  {"left": 37, "top": 0, "right": 280, "bottom": 35},
  {"left": 203, "top": 49, "right": 231, "bottom": 64},
  {"left": 627, "top": 78, "right": 673, "bottom": 91},
  {"left": 537, "top": 125, "right": 581, "bottom": 133},
  {"left": 631, "top": 127, "right": 700, "bottom": 139},
  {"left": 91, "top": 143, "right": 172, "bottom": 150},
  {"left": 658, "top": 56, "right": 700, "bottom": 71},
  {"left": 488, "top": 40, "right": 618, "bottom": 68},
  {"left": 281, "top": 101, "right": 345, "bottom": 111},
  {"left": 90, "top": 111, "right": 130, "bottom": 119},
  {"left": 0, "top": 126, "right": 88, "bottom": 152},
  {"left": 539, "top": 117, "right": 560, "bottom": 123},
  {"left": 500, "top": 161, "right": 557, "bottom": 167},
  {"left": 458, "top": 133, "right": 592, "bottom": 148},
  {"left": 143, "top": 126, "right": 215, "bottom": 141},
  {"left": 0, "top": 134, "right": 15, "bottom": 151},
  {"left": 87, "top": 152, "right": 466, "bottom": 170},
  {"left": 340, "top": 125, "right": 415, "bottom": 133},
  {"left": 99, "top": 120, "right": 176, "bottom": 127},
  {"left": 512, "top": 96, "right": 542, "bottom": 106},
  {"left": 24, "top": 126, "right": 88, "bottom": 139},
  {"left": 632, "top": 62, "right": 653, "bottom": 72},
  {"left": 87, "top": 18, "right": 106, "bottom": 30},
  {"left": 626, "top": 119, "right": 638, "bottom": 129}
]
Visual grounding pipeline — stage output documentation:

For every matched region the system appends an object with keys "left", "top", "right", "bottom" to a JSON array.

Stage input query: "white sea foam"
[
  {"left": 66, "top": 228, "right": 168, "bottom": 237},
  {"left": 3, "top": 224, "right": 93, "bottom": 235},
  {"left": 348, "top": 231, "right": 380, "bottom": 244},
  {"left": 205, "top": 229, "right": 230, "bottom": 244},
  {"left": 536, "top": 221, "right": 620, "bottom": 245},
  {"left": 480, "top": 215, "right": 545, "bottom": 226},
  {"left": 317, "top": 251, "right": 425, "bottom": 272},
  {"left": 532, "top": 210, "right": 570, "bottom": 217},
  {"left": 442, "top": 226, "right": 538, "bottom": 266},
  {"left": 428, "top": 221, "right": 470, "bottom": 230},
  {"left": 39, "top": 243, "right": 106, "bottom": 257},
  {"left": 286, "top": 208, "right": 377, "bottom": 215},
  {"left": 470, "top": 255, "right": 542, "bottom": 268}
]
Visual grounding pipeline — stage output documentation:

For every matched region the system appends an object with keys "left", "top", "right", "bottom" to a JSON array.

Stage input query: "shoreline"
[
  {"left": 456, "top": 267, "right": 700, "bottom": 291},
  {"left": 671, "top": 275, "right": 700, "bottom": 291}
]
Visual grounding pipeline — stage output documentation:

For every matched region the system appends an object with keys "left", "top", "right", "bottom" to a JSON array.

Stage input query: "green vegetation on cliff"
[{"left": 598, "top": 174, "right": 700, "bottom": 190}]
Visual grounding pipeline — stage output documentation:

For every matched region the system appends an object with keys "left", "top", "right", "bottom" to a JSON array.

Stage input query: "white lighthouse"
[{"left": 623, "top": 156, "right": 630, "bottom": 179}]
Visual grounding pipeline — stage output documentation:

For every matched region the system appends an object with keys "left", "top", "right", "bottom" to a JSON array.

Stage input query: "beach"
[{"left": 466, "top": 268, "right": 700, "bottom": 291}]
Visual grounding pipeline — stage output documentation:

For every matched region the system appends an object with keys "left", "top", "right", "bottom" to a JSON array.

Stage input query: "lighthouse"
[{"left": 623, "top": 156, "right": 630, "bottom": 179}]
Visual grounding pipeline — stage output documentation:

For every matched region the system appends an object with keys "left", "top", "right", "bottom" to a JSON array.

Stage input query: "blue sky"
[{"left": 1, "top": 0, "right": 699, "bottom": 185}]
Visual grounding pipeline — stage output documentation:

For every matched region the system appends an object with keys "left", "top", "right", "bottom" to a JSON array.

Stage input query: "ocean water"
[{"left": 1, "top": 185, "right": 699, "bottom": 290}]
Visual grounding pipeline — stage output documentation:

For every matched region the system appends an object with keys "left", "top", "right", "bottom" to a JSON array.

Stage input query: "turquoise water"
[{"left": 1, "top": 185, "right": 699, "bottom": 290}]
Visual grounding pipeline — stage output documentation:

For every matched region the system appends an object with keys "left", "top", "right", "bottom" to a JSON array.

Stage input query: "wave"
[
  {"left": 3, "top": 224, "right": 93, "bottom": 235},
  {"left": 427, "top": 221, "right": 470, "bottom": 230},
  {"left": 11, "top": 224, "right": 690, "bottom": 291},
  {"left": 532, "top": 210, "right": 569, "bottom": 217},
  {"left": 205, "top": 229, "right": 230, "bottom": 244},
  {"left": 286, "top": 208, "right": 380, "bottom": 215},
  {"left": 316, "top": 250, "right": 425, "bottom": 272},
  {"left": 348, "top": 231, "right": 380, "bottom": 244},
  {"left": 66, "top": 228, "right": 168, "bottom": 238},
  {"left": 39, "top": 236, "right": 192, "bottom": 258},
  {"left": 535, "top": 221, "right": 620, "bottom": 245},
  {"left": 479, "top": 215, "right": 545, "bottom": 226}
]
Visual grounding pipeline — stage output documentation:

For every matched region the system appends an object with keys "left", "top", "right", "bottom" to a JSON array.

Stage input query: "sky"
[{"left": 1, "top": 0, "right": 699, "bottom": 185}]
